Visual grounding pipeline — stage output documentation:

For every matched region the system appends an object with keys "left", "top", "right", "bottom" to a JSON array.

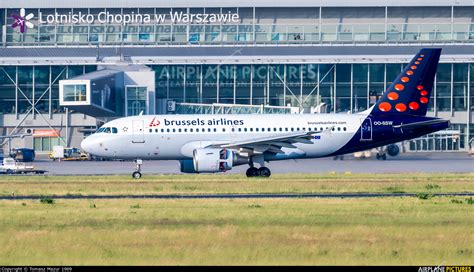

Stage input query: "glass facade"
[
  {"left": 0, "top": 65, "right": 96, "bottom": 115},
  {"left": 33, "top": 137, "right": 65, "bottom": 152},
  {"left": 126, "top": 86, "right": 147, "bottom": 116},
  {"left": 150, "top": 63, "right": 474, "bottom": 114},
  {"left": 2, "top": 7, "right": 474, "bottom": 46},
  {"left": 1, "top": 63, "right": 472, "bottom": 115}
]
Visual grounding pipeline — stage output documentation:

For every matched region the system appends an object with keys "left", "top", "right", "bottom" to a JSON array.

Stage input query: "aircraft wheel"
[
  {"left": 258, "top": 167, "right": 271, "bottom": 178},
  {"left": 132, "top": 171, "right": 142, "bottom": 179},
  {"left": 382, "top": 154, "right": 387, "bottom": 160},
  {"left": 246, "top": 167, "right": 259, "bottom": 178},
  {"left": 376, "top": 154, "right": 381, "bottom": 160}
]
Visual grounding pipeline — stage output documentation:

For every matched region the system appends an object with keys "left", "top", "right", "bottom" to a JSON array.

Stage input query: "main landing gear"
[
  {"left": 246, "top": 166, "right": 271, "bottom": 178},
  {"left": 132, "top": 159, "right": 143, "bottom": 179},
  {"left": 246, "top": 155, "right": 271, "bottom": 178},
  {"left": 375, "top": 147, "right": 387, "bottom": 160}
]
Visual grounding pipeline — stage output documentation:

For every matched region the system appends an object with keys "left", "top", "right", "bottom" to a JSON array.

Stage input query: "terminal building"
[{"left": 0, "top": 0, "right": 473, "bottom": 154}]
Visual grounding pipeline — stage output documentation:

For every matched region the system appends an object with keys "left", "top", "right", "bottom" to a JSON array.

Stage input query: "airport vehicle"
[
  {"left": 10, "top": 148, "right": 35, "bottom": 162},
  {"left": 49, "top": 147, "right": 89, "bottom": 161},
  {"left": 0, "top": 158, "right": 46, "bottom": 175},
  {"left": 81, "top": 48, "right": 450, "bottom": 178}
]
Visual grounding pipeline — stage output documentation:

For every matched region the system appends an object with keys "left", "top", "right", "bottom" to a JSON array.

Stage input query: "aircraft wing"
[{"left": 213, "top": 129, "right": 328, "bottom": 155}]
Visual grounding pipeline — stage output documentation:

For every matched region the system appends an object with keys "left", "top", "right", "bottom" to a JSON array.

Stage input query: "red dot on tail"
[
  {"left": 394, "top": 84, "right": 405, "bottom": 91},
  {"left": 387, "top": 92, "right": 399, "bottom": 100},
  {"left": 417, "top": 85, "right": 424, "bottom": 90},
  {"left": 379, "top": 102, "right": 392, "bottom": 112},
  {"left": 401, "top": 77, "right": 410, "bottom": 82},
  {"left": 406, "top": 70, "right": 414, "bottom": 75},
  {"left": 395, "top": 103, "right": 407, "bottom": 112},
  {"left": 420, "top": 97, "right": 428, "bottom": 104},
  {"left": 409, "top": 102, "right": 419, "bottom": 110},
  {"left": 420, "top": 90, "right": 428, "bottom": 96}
]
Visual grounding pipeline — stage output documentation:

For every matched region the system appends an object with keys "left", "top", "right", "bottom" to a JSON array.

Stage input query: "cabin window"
[
  {"left": 222, "top": 128, "right": 226, "bottom": 132},
  {"left": 112, "top": 127, "right": 118, "bottom": 134},
  {"left": 250, "top": 128, "right": 253, "bottom": 132}
]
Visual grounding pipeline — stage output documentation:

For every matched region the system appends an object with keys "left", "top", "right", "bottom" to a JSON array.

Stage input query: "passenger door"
[{"left": 132, "top": 120, "right": 145, "bottom": 143}]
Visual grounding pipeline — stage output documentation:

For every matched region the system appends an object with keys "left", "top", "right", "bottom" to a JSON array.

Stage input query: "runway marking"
[{"left": 1, "top": 192, "right": 473, "bottom": 200}]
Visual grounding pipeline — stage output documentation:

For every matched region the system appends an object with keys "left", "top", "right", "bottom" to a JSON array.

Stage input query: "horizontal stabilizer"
[{"left": 393, "top": 119, "right": 449, "bottom": 129}]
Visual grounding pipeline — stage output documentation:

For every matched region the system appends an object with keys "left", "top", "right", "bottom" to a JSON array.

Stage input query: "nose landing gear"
[{"left": 132, "top": 159, "right": 143, "bottom": 179}]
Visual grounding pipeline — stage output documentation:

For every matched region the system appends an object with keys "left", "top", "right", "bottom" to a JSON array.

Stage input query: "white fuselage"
[{"left": 81, "top": 113, "right": 369, "bottom": 161}]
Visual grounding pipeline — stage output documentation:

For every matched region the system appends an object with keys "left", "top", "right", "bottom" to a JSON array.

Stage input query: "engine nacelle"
[
  {"left": 386, "top": 144, "right": 400, "bottom": 157},
  {"left": 193, "top": 148, "right": 233, "bottom": 173},
  {"left": 179, "top": 148, "right": 248, "bottom": 173}
]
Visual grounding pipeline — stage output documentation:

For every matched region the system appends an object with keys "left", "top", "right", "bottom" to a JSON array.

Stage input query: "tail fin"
[{"left": 371, "top": 48, "right": 441, "bottom": 117}]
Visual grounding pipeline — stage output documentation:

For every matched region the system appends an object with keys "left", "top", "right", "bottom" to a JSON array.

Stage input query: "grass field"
[
  {"left": 0, "top": 173, "right": 473, "bottom": 196},
  {"left": 0, "top": 173, "right": 473, "bottom": 265}
]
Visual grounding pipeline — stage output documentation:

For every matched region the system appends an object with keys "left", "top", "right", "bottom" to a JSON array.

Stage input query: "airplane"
[{"left": 81, "top": 48, "right": 449, "bottom": 179}]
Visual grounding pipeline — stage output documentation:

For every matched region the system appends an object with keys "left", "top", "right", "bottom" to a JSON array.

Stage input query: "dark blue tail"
[{"left": 371, "top": 48, "right": 441, "bottom": 117}]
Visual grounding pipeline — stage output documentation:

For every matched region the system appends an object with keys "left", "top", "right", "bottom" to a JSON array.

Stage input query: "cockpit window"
[{"left": 95, "top": 127, "right": 118, "bottom": 134}]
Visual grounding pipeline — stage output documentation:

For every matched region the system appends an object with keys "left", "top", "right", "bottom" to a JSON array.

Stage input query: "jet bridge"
[{"left": 59, "top": 65, "right": 155, "bottom": 117}]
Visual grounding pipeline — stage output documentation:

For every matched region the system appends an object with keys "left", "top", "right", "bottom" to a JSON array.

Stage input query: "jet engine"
[
  {"left": 386, "top": 144, "right": 400, "bottom": 157},
  {"left": 179, "top": 148, "right": 248, "bottom": 173}
]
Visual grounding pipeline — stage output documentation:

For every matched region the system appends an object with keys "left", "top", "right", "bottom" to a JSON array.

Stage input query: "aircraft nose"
[{"left": 81, "top": 137, "right": 93, "bottom": 154}]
